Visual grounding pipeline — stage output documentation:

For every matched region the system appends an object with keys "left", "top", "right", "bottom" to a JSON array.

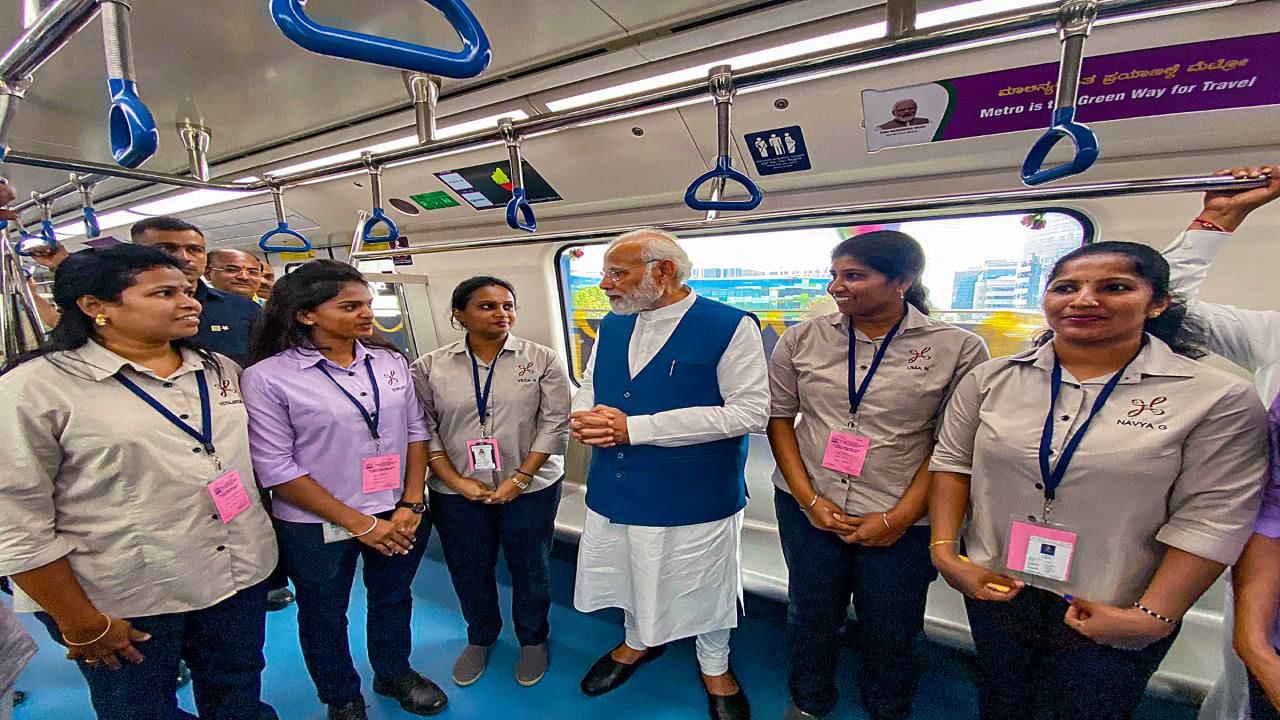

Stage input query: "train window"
[{"left": 556, "top": 210, "right": 1092, "bottom": 381}]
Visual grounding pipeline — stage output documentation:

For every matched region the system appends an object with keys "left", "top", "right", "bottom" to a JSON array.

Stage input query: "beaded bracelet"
[{"left": 1132, "top": 602, "right": 1179, "bottom": 625}]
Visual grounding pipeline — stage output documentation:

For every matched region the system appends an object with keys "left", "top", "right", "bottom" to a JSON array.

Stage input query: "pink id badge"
[
  {"left": 208, "top": 470, "right": 252, "bottom": 523},
  {"left": 361, "top": 454, "right": 402, "bottom": 493},
  {"left": 467, "top": 438, "right": 502, "bottom": 472},
  {"left": 1006, "top": 518, "right": 1078, "bottom": 583},
  {"left": 821, "top": 428, "right": 871, "bottom": 477}
]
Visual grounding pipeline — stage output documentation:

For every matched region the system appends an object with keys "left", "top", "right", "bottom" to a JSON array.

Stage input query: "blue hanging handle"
[
  {"left": 1021, "top": 0, "right": 1099, "bottom": 186},
  {"left": 16, "top": 219, "right": 58, "bottom": 257},
  {"left": 1020, "top": 107, "right": 1099, "bottom": 185},
  {"left": 258, "top": 186, "right": 314, "bottom": 253},
  {"left": 73, "top": 175, "right": 102, "bottom": 238},
  {"left": 358, "top": 153, "right": 400, "bottom": 242},
  {"left": 498, "top": 118, "right": 536, "bottom": 233},
  {"left": 685, "top": 155, "right": 763, "bottom": 212},
  {"left": 102, "top": 1, "right": 159, "bottom": 168},
  {"left": 683, "top": 66, "right": 763, "bottom": 213},
  {"left": 82, "top": 206, "right": 101, "bottom": 238},
  {"left": 270, "top": 0, "right": 492, "bottom": 79}
]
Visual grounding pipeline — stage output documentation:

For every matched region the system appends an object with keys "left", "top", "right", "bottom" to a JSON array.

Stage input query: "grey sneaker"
[
  {"left": 515, "top": 644, "right": 549, "bottom": 687},
  {"left": 451, "top": 644, "right": 491, "bottom": 687}
]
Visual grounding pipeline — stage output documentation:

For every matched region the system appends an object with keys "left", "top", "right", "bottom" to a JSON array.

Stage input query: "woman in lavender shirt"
[{"left": 241, "top": 261, "right": 447, "bottom": 720}]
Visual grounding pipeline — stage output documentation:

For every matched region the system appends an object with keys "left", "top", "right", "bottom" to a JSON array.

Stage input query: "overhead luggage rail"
[
  {"left": 269, "top": 0, "right": 492, "bottom": 79},
  {"left": 5, "top": 0, "right": 1237, "bottom": 220},
  {"left": 1021, "top": 0, "right": 1101, "bottom": 186},
  {"left": 684, "top": 65, "right": 763, "bottom": 214},
  {"left": 350, "top": 173, "right": 1273, "bottom": 261}
]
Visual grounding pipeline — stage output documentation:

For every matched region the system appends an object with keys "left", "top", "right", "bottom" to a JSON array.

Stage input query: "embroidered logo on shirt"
[
  {"left": 384, "top": 369, "right": 401, "bottom": 386},
  {"left": 1127, "top": 396, "right": 1167, "bottom": 417},
  {"left": 211, "top": 324, "right": 229, "bottom": 332},
  {"left": 906, "top": 346, "right": 933, "bottom": 371},
  {"left": 1116, "top": 397, "right": 1169, "bottom": 430},
  {"left": 217, "top": 379, "right": 236, "bottom": 397}
]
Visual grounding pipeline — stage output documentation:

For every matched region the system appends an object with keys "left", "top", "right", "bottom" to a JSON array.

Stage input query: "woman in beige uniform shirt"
[
  {"left": 410, "top": 276, "right": 570, "bottom": 689},
  {"left": 0, "top": 244, "right": 278, "bottom": 720},
  {"left": 929, "top": 241, "right": 1268, "bottom": 720},
  {"left": 767, "top": 230, "right": 988, "bottom": 720}
]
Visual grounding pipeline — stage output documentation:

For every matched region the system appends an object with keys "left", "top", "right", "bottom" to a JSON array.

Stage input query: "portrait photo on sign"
[{"left": 862, "top": 83, "right": 951, "bottom": 151}]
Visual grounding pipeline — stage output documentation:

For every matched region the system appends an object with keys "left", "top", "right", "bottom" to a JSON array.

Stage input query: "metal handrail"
[
  {"left": 5, "top": 0, "right": 1222, "bottom": 216},
  {"left": 0, "top": 0, "right": 101, "bottom": 82},
  {"left": 349, "top": 174, "right": 1272, "bottom": 261}
]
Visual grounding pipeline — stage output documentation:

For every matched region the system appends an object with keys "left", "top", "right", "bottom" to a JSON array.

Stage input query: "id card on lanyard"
[
  {"left": 1004, "top": 347, "right": 1141, "bottom": 583},
  {"left": 467, "top": 347, "right": 503, "bottom": 474},
  {"left": 820, "top": 314, "right": 904, "bottom": 478},
  {"left": 115, "top": 369, "right": 249, "bottom": 523},
  {"left": 317, "top": 355, "right": 401, "bottom": 494}
]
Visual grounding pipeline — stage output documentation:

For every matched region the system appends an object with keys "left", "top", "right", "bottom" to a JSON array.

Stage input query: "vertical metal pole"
[
  {"left": 178, "top": 124, "right": 211, "bottom": 181},
  {"left": 887, "top": 0, "right": 918, "bottom": 38},
  {"left": 403, "top": 72, "right": 440, "bottom": 144},
  {"left": 348, "top": 210, "right": 370, "bottom": 267}
]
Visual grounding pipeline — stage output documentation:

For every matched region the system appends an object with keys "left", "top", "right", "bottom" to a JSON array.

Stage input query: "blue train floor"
[{"left": 14, "top": 538, "right": 1197, "bottom": 720}]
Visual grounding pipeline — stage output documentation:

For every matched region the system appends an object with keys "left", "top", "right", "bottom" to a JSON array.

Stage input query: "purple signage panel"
[{"left": 864, "top": 33, "right": 1279, "bottom": 152}]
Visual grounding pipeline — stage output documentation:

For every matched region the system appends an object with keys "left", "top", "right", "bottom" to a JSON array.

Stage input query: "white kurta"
[
  {"left": 1164, "top": 229, "right": 1278, "bottom": 720},
  {"left": 572, "top": 291, "right": 769, "bottom": 647}
]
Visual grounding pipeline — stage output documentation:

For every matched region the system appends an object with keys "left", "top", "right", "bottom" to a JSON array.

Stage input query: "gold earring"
[
  {"left": 899, "top": 290, "right": 906, "bottom": 299},
  {"left": 94, "top": 313, "right": 108, "bottom": 327}
]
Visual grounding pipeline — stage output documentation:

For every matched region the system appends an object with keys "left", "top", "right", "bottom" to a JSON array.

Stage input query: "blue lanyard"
[
  {"left": 115, "top": 369, "right": 214, "bottom": 455},
  {"left": 469, "top": 346, "right": 497, "bottom": 428},
  {"left": 1038, "top": 345, "right": 1143, "bottom": 508},
  {"left": 316, "top": 355, "right": 381, "bottom": 440},
  {"left": 847, "top": 313, "right": 905, "bottom": 418}
]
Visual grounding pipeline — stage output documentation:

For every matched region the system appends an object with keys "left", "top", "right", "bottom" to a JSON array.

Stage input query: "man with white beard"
[{"left": 571, "top": 228, "right": 768, "bottom": 720}]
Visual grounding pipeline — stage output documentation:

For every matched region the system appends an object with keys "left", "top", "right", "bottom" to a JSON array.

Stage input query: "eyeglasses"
[
  {"left": 210, "top": 265, "right": 262, "bottom": 278},
  {"left": 599, "top": 260, "right": 658, "bottom": 282}
]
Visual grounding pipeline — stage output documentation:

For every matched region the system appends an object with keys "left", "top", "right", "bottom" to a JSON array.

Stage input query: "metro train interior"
[{"left": 1, "top": 0, "right": 1278, "bottom": 718}]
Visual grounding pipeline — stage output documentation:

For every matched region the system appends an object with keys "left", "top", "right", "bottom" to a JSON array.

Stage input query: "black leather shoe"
[
  {"left": 326, "top": 699, "right": 367, "bottom": 720},
  {"left": 372, "top": 671, "right": 448, "bottom": 716},
  {"left": 580, "top": 644, "right": 668, "bottom": 697},
  {"left": 706, "top": 673, "right": 751, "bottom": 720}
]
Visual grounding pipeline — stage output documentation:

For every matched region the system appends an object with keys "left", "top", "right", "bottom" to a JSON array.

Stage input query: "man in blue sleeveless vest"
[{"left": 571, "top": 229, "right": 768, "bottom": 720}]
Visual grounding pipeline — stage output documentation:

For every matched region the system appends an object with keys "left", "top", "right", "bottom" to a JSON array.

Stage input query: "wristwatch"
[{"left": 395, "top": 501, "right": 427, "bottom": 514}]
